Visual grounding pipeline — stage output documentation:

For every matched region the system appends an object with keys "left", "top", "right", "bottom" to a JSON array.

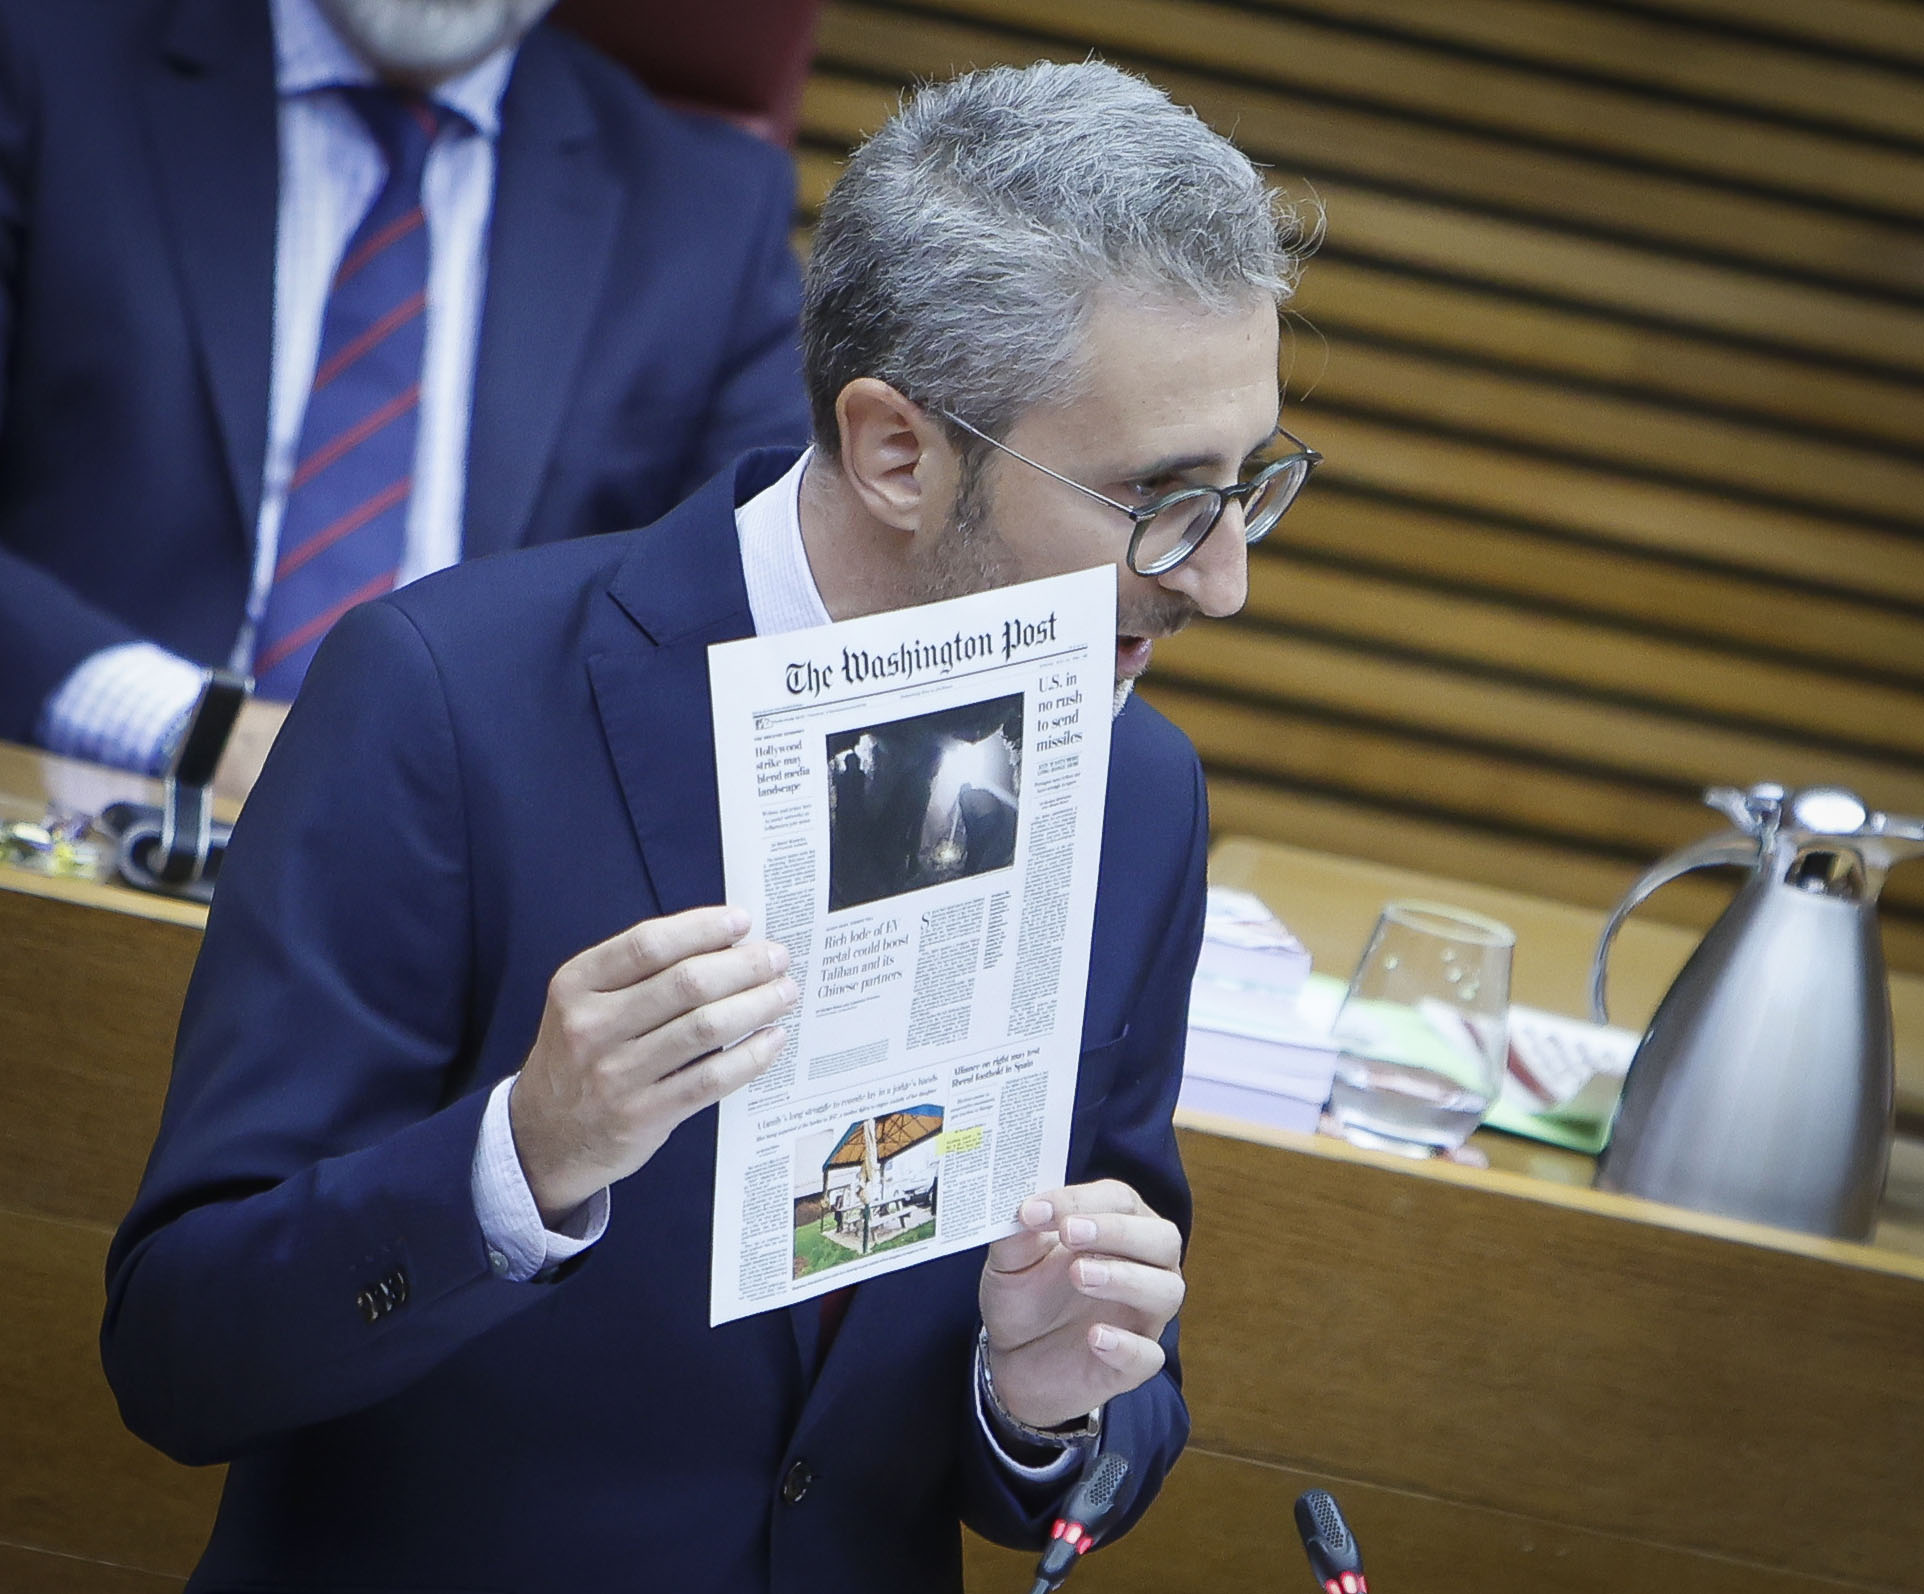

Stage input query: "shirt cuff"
[
  {"left": 973, "top": 1332, "right": 1099, "bottom": 1482},
  {"left": 471, "top": 1075, "right": 609, "bottom": 1282},
  {"left": 36, "top": 643, "right": 205, "bottom": 775}
]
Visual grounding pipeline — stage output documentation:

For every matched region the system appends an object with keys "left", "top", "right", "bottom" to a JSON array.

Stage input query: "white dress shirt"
[
  {"left": 473, "top": 450, "right": 1090, "bottom": 1477},
  {"left": 37, "top": 0, "right": 513, "bottom": 771}
]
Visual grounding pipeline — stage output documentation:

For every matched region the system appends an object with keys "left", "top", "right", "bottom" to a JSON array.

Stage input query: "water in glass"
[{"left": 1324, "top": 900, "right": 1514, "bottom": 1156}]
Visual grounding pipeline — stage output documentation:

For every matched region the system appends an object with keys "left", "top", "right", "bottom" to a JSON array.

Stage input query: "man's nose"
[{"left": 1161, "top": 503, "right": 1250, "bottom": 618}]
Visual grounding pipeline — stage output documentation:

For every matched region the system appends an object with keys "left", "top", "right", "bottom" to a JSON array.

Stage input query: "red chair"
[{"left": 548, "top": 0, "right": 823, "bottom": 147}]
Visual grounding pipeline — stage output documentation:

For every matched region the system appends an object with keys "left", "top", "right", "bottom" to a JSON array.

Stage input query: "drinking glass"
[{"left": 1324, "top": 900, "right": 1514, "bottom": 1156}]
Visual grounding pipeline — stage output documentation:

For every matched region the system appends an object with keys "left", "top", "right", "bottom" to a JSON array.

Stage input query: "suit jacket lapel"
[
  {"left": 464, "top": 27, "right": 620, "bottom": 559},
  {"left": 587, "top": 638, "right": 732, "bottom": 918},
  {"left": 588, "top": 448, "right": 826, "bottom": 1377},
  {"left": 584, "top": 451, "right": 798, "bottom": 917},
  {"left": 141, "top": 0, "right": 278, "bottom": 544}
]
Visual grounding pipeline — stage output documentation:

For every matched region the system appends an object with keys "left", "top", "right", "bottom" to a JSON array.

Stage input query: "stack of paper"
[
  {"left": 1484, "top": 1007, "right": 1640, "bottom": 1154},
  {"left": 1178, "top": 887, "right": 1642, "bottom": 1152},
  {"left": 1180, "top": 889, "right": 1340, "bottom": 1133},
  {"left": 1193, "top": 887, "right": 1313, "bottom": 995}
]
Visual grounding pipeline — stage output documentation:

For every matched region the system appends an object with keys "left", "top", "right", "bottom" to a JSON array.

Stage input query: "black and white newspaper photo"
[{"left": 705, "top": 566, "right": 1115, "bottom": 1324}]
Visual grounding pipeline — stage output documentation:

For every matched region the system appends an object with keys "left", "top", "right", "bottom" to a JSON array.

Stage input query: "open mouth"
[{"left": 1115, "top": 634, "right": 1155, "bottom": 679}]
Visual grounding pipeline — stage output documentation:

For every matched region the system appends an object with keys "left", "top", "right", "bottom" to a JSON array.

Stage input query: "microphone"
[
  {"left": 1027, "top": 1452, "right": 1130, "bottom": 1593},
  {"left": 1294, "top": 1489, "right": 1367, "bottom": 1594}
]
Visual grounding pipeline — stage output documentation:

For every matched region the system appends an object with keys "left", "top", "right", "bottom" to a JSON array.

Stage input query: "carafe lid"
[{"left": 1789, "top": 788, "right": 1869, "bottom": 836}]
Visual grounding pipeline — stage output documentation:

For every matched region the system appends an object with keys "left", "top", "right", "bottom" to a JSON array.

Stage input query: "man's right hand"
[{"left": 509, "top": 906, "right": 798, "bottom": 1225}]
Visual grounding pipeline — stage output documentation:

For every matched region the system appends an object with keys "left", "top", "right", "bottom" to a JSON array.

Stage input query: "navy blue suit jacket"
[
  {"left": 0, "top": 0, "right": 808, "bottom": 743},
  {"left": 103, "top": 452, "right": 1206, "bottom": 1593}
]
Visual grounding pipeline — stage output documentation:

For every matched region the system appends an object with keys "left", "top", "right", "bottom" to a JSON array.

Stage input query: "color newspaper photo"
[{"left": 791, "top": 1105, "right": 945, "bottom": 1278}]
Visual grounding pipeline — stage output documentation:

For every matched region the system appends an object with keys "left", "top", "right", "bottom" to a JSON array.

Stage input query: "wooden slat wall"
[{"left": 795, "top": 0, "right": 1924, "bottom": 970}]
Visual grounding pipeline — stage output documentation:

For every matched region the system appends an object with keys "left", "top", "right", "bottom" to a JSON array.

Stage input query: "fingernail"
[
  {"left": 1065, "top": 1216, "right": 1098, "bottom": 1245},
  {"left": 1077, "top": 1259, "right": 1110, "bottom": 1288},
  {"left": 776, "top": 977, "right": 799, "bottom": 1005},
  {"left": 1019, "top": 1198, "right": 1053, "bottom": 1227},
  {"left": 1091, "top": 1324, "right": 1119, "bottom": 1352},
  {"left": 726, "top": 908, "right": 750, "bottom": 936},
  {"left": 769, "top": 942, "right": 791, "bottom": 975}
]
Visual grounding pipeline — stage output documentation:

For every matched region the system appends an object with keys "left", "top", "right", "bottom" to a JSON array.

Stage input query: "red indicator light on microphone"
[
  {"left": 1342, "top": 1575, "right": 1359, "bottom": 1593},
  {"left": 1033, "top": 1453, "right": 1129, "bottom": 1589}
]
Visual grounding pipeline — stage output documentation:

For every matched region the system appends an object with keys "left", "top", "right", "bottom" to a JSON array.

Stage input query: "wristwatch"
[{"left": 976, "top": 1325, "right": 1102, "bottom": 1448}]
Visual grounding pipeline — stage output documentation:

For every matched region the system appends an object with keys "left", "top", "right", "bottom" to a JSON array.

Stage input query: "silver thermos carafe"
[{"left": 1590, "top": 783, "right": 1924, "bottom": 1240}]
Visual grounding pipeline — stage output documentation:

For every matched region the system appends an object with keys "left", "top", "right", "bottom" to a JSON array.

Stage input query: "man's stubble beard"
[
  {"left": 316, "top": 0, "right": 558, "bottom": 83},
  {"left": 914, "top": 451, "right": 1198, "bottom": 720},
  {"left": 907, "top": 450, "right": 1017, "bottom": 611}
]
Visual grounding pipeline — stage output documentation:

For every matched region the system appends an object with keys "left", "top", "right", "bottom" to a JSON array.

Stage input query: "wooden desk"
[
  {"left": 1205, "top": 835, "right": 1924, "bottom": 1251},
  {"left": 969, "top": 1122, "right": 1924, "bottom": 1594},
  {"left": 1, "top": 745, "right": 222, "bottom": 1590},
  {"left": 1, "top": 746, "right": 212, "bottom": 1227},
  {"left": 968, "top": 839, "right": 1924, "bottom": 1593},
  {"left": 7, "top": 747, "right": 1923, "bottom": 1592},
  {"left": 1208, "top": 834, "right": 1924, "bottom": 1131}
]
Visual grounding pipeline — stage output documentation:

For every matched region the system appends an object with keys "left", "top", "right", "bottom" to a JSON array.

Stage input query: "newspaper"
[{"left": 705, "top": 566, "right": 1116, "bottom": 1325}]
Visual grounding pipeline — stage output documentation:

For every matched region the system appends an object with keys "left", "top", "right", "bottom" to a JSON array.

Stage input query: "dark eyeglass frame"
[{"left": 938, "top": 408, "right": 1322, "bottom": 576}]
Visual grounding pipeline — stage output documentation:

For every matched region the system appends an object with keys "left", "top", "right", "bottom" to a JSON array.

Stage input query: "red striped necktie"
[{"left": 254, "top": 88, "right": 457, "bottom": 700}]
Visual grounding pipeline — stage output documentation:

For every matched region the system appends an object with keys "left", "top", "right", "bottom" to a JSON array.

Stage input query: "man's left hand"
[{"left": 978, "top": 1179, "right": 1185, "bottom": 1430}]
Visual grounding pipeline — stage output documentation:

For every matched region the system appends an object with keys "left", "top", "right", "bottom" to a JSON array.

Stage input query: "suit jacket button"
[
  {"left": 355, "top": 1289, "right": 381, "bottom": 1324},
  {"left": 781, "top": 1460, "right": 814, "bottom": 1505}
]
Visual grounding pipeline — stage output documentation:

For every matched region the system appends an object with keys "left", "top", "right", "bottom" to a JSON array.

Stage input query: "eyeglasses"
[{"left": 939, "top": 409, "right": 1321, "bottom": 577}]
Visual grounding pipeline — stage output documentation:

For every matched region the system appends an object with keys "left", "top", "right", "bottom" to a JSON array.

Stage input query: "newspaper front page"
[{"left": 706, "top": 566, "right": 1116, "bottom": 1325}]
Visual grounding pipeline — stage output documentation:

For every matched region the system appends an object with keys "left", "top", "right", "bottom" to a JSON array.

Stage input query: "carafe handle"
[{"left": 1590, "top": 831, "right": 1761, "bottom": 1024}]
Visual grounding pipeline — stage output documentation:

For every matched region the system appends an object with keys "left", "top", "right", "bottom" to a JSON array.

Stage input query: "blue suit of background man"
[
  {"left": 102, "top": 450, "right": 1205, "bottom": 1592},
  {"left": 0, "top": 0, "right": 808, "bottom": 745}
]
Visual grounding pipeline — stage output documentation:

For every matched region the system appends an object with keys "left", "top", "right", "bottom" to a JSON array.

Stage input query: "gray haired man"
[{"left": 104, "top": 58, "right": 1316, "bottom": 1594}]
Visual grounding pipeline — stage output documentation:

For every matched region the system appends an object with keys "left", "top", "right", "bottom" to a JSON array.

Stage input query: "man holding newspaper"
[{"left": 104, "top": 59, "right": 1316, "bottom": 1594}]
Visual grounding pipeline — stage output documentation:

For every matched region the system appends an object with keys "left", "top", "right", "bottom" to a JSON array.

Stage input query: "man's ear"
[{"left": 834, "top": 378, "right": 953, "bottom": 534}]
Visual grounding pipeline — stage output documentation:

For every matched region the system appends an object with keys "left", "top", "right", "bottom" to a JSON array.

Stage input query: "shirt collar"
[
  {"left": 272, "top": 0, "right": 517, "bottom": 140},
  {"left": 736, "top": 448, "right": 833, "bottom": 638}
]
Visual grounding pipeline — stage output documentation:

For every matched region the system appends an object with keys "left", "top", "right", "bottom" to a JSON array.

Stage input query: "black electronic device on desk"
[{"left": 97, "top": 669, "right": 248, "bottom": 904}]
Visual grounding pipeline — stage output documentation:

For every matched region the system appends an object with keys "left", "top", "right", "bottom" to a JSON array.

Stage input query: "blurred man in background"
[{"left": 0, "top": 0, "right": 808, "bottom": 795}]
